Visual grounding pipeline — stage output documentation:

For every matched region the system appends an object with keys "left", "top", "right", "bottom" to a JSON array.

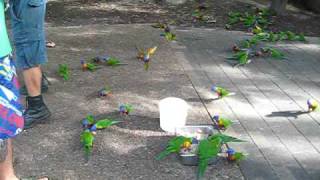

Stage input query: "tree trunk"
[{"left": 270, "top": 0, "right": 288, "bottom": 15}]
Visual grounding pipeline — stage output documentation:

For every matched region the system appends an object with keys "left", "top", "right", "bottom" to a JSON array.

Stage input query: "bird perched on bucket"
[{"left": 307, "top": 99, "right": 318, "bottom": 112}]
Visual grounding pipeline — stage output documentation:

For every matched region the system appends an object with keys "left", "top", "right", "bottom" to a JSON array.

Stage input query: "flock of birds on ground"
[{"left": 54, "top": 1, "right": 319, "bottom": 179}]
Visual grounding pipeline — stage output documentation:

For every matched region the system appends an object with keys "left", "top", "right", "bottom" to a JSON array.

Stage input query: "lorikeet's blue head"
[
  {"left": 119, "top": 105, "right": 126, "bottom": 113},
  {"left": 82, "top": 118, "right": 89, "bottom": 127},
  {"left": 143, "top": 54, "right": 150, "bottom": 63},
  {"left": 211, "top": 85, "right": 217, "bottom": 92},
  {"left": 213, "top": 115, "right": 220, "bottom": 121},
  {"left": 227, "top": 148, "right": 235, "bottom": 155},
  {"left": 102, "top": 56, "right": 110, "bottom": 62}
]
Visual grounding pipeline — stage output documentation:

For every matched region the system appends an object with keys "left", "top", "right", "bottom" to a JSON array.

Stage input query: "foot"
[
  {"left": 20, "top": 74, "right": 50, "bottom": 96},
  {"left": 24, "top": 96, "right": 51, "bottom": 129}
]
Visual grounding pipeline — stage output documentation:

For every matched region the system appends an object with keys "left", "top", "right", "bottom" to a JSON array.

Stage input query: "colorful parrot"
[
  {"left": 81, "top": 60, "right": 97, "bottom": 71},
  {"left": 136, "top": 46, "right": 157, "bottom": 70},
  {"left": 81, "top": 129, "right": 95, "bottom": 155},
  {"left": 211, "top": 85, "right": 232, "bottom": 98},
  {"left": 213, "top": 115, "right": 233, "bottom": 129},
  {"left": 119, "top": 104, "right": 133, "bottom": 115},
  {"left": 58, "top": 64, "right": 70, "bottom": 81},
  {"left": 90, "top": 119, "right": 121, "bottom": 132},
  {"left": 307, "top": 99, "right": 318, "bottom": 112},
  {"left": 226, "top": 148, "right": 245, "bottom": 162},
  {"left": 98, "top": 86, "right": 112, "bottom": 97}
]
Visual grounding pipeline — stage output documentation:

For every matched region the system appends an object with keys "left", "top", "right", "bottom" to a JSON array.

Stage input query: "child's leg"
[{"left": 0, "top": 139, "right": 18, "bottom": 180}]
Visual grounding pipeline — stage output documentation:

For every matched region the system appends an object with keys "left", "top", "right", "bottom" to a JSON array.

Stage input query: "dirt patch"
[{"left": 46, "top": 0, "right": 320, "bottom": 36}]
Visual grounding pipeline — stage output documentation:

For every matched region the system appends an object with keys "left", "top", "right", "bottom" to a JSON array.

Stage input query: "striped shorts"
[{"left": 0, "top": 55, "right": 24, "bottom": 140}]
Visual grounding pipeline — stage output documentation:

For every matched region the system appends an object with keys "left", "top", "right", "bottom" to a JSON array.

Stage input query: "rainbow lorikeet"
[
  {"left": 226, "top": 148, "right": 245, "bottom": 162},
  {"left": 90, "top": 119, "right": 121, "bottom": 132},
  {"left": 213, "top": 115, "right": 233, "bottom": 129},
  {"left": 156, "top": 136, "right": 191, "bottom": 160},
  {"left": 307, "top": 99, "right": 318, "bottom": 112},
  {"left": 58, "top": 64, "right": 70, "bottom": 81},
  {"left": 211, "top": 85, "right": 232, "bottom": 98},
  {"left": 81, "top": 129, "right": 95, "bottom": 156},
  {"left": 81, "top": 60, "right": 97, "bottom": 71},
  {"left": 98, "top": 86, "right": 112, "bottom": 97},
  {"left": 119, "top": 104, "right": 133, "bottom": 115},
  {"left": 136, "top": 46, "right": 157, "bottom": 70}
]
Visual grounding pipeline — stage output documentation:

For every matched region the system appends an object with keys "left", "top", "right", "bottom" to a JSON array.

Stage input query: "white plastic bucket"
[{"left": 159, "top": 97, "right": 190, "bottom": 133}]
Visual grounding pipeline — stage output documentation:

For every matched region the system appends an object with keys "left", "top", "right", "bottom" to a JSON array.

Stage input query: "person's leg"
[
  {"left": 0, "top": 139, "right": 18, "bottom": 180},
  {"left": 23, "top": 66, "right": 42, "bottom": 97}
]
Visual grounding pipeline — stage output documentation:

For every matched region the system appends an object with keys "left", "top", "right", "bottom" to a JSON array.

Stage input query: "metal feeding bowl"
[{"left": 175, "top": 125, "right": 219, "bottom": 166}]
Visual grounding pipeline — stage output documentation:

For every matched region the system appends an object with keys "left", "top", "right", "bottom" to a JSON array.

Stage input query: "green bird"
[
  {"left": 81, "top": 129, "right": 95, "bottom": 156},
  {"left": 90, "top": 119, "right": 121, "bottom": 131},
  {"left": 58, "top": 64, "right": 70, "bottom": 81},
  {"left": 211, "top": 85, "right": 233, "bottom": 98},
  {"left": 165, "top": 32, "right": 176, "bottom": 41},
  {"left": 197, "top": 138, "right": 222, "bottom": 180},
  {"left": 106, "top": 57, "right": 127, "bottom": 66},
  {"left": 156, "top": 136, "right": 191, "bottom": 160},
  {"left": 228, "top": 50, "right": 250, "bottom": 65},
  {"left": 262, "top": 47, "right": 285, "bottom": 59}
]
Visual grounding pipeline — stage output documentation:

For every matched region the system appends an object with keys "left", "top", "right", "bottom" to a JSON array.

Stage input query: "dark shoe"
[
  {"left": 24, "top": 95, "right": 51, "bottom": 129},
  {"left": 20, "top": 74, "right": 50, "bottom": 96}
]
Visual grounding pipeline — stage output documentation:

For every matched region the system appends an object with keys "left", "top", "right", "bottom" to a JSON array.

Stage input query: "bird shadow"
[{"left": 266, "top": 110, "right": 309, "bottom": 119}]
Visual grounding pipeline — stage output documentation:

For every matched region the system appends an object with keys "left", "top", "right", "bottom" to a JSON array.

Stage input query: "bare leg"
[
  {"left": 0, "top": 139, "right": 18, "bottom": 180},
  {"left": 23, "top": 66, "right": 42, "bottom": 97}
]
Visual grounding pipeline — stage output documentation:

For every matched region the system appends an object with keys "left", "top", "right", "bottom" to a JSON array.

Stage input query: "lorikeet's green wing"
[
  {"left": 237, "top": 51, "right": 249, "bottom": 65},
  {"left": 197, "top": 138, "right": 222, "bottom": 179},
  {"left": 218, "top": 87, "right": 230, "bottom": 98},
  {"left": 156, "top": 136, "right": 190, "bottom": 160},
  {"left": 208, "top": 133, "right": 245, "bottom": 144},
  {"left": 107, "top": 57, "right": 121, "bottom": 66},
  {"left": 86, "top": 115, "right": 95, "bottom": 125},
  {"left": 125, "top": 104, "right": 133, "bottom": 113},
  {"left": 234, "top": 152, "right": 246, "bottom": 161},
  {"left": 286, "top": 31, "right": 296, "bottom": 41},
  {"left": 220, "top": 118, "right": 233, "bottom": 128},
  {"left": 269, "top": 48, "right": 284, "bottom": 59},
  {"left": 81, "top": 130, "right": 95, "bottom": 155},
  {"left": 95, "top": 119, "right": 121, "bottom": 129},
  {"left": 87, "top": 63, "right": 97, "bottom": 71}
]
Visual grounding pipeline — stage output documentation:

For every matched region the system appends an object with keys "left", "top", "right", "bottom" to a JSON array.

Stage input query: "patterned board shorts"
[{"left": 0, "top": 55, "right": 24, "bottom": 140}]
